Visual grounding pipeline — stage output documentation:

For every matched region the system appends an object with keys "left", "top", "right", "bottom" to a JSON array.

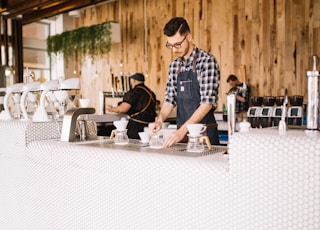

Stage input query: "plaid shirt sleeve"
[
  {"left": 164, "top": 61, "right": 179, "bottom": 106},
  {"left": 198, "top": 51, "right": 220, "bottom": 107}
]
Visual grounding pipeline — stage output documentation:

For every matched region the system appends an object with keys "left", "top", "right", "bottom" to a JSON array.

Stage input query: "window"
[{"left": 23, "top": 21, "right": 51, "bottom": 82}]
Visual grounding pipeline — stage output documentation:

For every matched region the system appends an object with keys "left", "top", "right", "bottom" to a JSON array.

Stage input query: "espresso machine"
[
  {"left": 32, "top": 80, "right": 59, "bottom": 122},
  {"left": 0, "top": 83, "right": 24, "bottom": 120},
  {"left": 20, "top": 82, "right": 41, "bottom": 120}
]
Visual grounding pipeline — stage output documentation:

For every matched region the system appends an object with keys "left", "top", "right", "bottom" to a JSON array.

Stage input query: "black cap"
[{"left": 130, "top": 73, "right": 145, "bottom": 82}]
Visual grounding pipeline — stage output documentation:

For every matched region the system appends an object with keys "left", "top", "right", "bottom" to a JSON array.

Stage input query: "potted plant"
[{"left": 47, "top": 21, "right": 113, "bottom": 64}]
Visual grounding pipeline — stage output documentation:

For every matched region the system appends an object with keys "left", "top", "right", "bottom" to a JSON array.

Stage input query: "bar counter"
[{"left": 0, "top": 120, "right": 319, "bottom": 229}]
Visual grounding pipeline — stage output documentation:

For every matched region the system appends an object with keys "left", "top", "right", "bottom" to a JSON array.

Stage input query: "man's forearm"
[
  {"left": 157, "top": 102, "right": 174, "bottom": 123},
  {"left": 182, "top": 103, "right": 213, "bottom": 127}
]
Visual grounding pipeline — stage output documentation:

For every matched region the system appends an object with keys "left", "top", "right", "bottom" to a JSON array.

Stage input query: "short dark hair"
[
  {"left": 163, "top": 17, "right": 190, "bottom": 36},
  {"left": 130, "top": 73, "right": 145, "bottom": 82},
  {"left": 226, "top": 74, "right": 238, "bottom": 83}
]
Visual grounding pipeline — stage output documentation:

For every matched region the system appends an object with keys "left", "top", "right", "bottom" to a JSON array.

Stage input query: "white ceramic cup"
[
  {"left": 187, "top": 124, "right": 207, "bottom": 136},
  {"left": 162, "top": 122, "right": 170, "bottom": 128},
  {"left": 79, "top": 98, "right": 90, "bottom": 108},
  {"left": 239, "top": 120, "right": 251, "bottom": 132},
  {"left": 162, "top": 128, "right": 175, "bottom": 141},
  {"left": 138, "top": 131, "right": 150, "bottom": 143}
]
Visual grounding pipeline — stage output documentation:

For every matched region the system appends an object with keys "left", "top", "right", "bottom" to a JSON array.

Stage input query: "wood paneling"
[{"left": 76, "top": 0, "right": 320, "bottom": 111}]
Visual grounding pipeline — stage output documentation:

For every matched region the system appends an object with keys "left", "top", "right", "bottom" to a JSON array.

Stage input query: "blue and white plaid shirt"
[
  {"left": 235, "top": 83, "right": 250, "bottom": 112},
  {"left": 164, "top": 46, "right": 220, "bottom": 108}
]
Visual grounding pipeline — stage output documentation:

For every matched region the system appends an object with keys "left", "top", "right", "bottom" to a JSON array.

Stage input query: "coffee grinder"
[
  {"left": 247, "top": 96, "right": 263, "bottom": 128},
  {"left": 259, "top": 96, "right": 275, "bottom": 128},
  {"left": 273, "top": 96, "right": 285, "bottom": 126},
  {"left": 287, "top": 95, "right": 304, "bottom": 126}
]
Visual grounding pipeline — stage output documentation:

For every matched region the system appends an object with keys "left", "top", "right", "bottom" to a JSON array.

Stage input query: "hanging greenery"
[{"left": 47, "top": 21, "right": 112, "bottom": 64}]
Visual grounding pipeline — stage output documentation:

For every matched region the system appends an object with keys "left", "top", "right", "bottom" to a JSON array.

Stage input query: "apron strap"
[
  {"left": 176, "top": 48, "right": 199, "bottom": 75},
  {"left": 129, "top": 86, "right": 155, "bottom": 124}
]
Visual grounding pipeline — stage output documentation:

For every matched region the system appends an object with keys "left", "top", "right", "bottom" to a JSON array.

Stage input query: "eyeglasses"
[{"left": 165, "top": 34, "right": 189, "bottom": 49}]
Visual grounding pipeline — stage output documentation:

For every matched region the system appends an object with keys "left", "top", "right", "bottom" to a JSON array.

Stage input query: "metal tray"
[{"left": 82, "top": 139, "right": 228, "bottom": 157}]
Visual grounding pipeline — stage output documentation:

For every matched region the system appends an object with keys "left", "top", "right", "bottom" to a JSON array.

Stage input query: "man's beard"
[{"left": 174, "top": 43, "right": 190, "bottom": 60}]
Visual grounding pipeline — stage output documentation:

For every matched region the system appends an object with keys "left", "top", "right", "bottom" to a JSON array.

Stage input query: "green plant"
[{"left": 47, "top": 21, "right": 112, "bottom": 64}]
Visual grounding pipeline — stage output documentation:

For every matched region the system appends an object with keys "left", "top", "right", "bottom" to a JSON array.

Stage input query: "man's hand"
[
  {"left": 148, "top": 121, "right": 162, "bottom": 134},
  {"left": 163, "top": 125, "right": 188, "bottom": 147},
  {"left": 105, "top": 104, "right": 113, "bottom": 112}
]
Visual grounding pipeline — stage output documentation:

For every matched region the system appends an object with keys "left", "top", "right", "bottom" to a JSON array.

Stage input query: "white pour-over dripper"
[
  {"left": 186, "top": 124, "right": 211, "bottom": 152},
  {"left": 0, "top": 83, "right": 24, "bottom": 120},
  {"left": 186, "top": 124, "right": 207, "bottom": 136},
  {"left": 113, "top": 118, "right": 129, "bottom": 131},
  {"left": 20, "top": 81, "right": 41, "bottom": 120},
  {"left": 33, "top": 80, "right": 59, "bottom": 122},
  {"left": 111, "top": 118, "right": 129, "bottom": 145}
]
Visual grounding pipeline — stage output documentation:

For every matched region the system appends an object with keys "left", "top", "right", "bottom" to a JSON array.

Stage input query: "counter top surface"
[{"left": 0, "top": 120, "right": 319, "bottom": 229}]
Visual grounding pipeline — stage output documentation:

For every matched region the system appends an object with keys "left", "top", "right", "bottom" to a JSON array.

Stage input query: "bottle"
[{"left": 222, "top": 104, "right": 227, "bottom": 121}]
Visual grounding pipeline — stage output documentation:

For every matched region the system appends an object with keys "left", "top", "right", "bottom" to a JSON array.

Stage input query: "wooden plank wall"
[{"left": 74, "top": 0, "right": 320, "bottom": 111}]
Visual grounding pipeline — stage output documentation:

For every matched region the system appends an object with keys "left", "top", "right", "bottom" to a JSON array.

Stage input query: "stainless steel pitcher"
[{"left": 306, "top": 55, "right": 320, "bottom": 130}]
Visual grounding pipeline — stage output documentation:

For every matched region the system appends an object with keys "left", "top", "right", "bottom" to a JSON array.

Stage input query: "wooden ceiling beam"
[
  {"left": 1, "top": 0, "right": 67, "bottom": 16},
  {"left": 1, "top": 0, "right": 111, "bottom": 25},
  {"left": 21, "top": 0, "right": 109, "bottom": 25}
]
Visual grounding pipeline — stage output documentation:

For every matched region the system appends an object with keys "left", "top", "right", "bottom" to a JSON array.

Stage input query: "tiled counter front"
[
  {"left": 0, "top": 120, "right": 61, "bottom": 147},
  {"left": 228, "top": 129, "right": 320, "bottom": 230},
  {"left": 0, "top": 121, "right": 319, "bottom": 229}
]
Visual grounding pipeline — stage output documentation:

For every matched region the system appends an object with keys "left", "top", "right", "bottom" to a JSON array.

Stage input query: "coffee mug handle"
[{"left": 200, "top": 125, "right": 207, "bottom": 133}]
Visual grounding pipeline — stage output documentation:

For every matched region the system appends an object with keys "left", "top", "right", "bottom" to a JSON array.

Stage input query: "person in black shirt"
[{"left": 106, "top": 73, "right": 157, "bottom": 139}]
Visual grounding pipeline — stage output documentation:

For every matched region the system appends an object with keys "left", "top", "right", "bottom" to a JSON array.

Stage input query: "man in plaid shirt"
[{"left": 149, "top": 17, "right": 220, "bottom": 147}]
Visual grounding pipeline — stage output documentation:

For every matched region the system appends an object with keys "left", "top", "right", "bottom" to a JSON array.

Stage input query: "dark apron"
[
  {"left": 176, "top": 48, "right": 220, "bottom": 145},
  {"left": 127, "top": 120, "right": 146, "bottom": 139}
]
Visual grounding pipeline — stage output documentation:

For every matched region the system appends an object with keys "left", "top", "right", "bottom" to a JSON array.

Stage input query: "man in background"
[
  {"left": 106, "top": 73, "right": 157, "bottom": 139},
  {"left": 226, "top": 74, "right": 250, "bottom": 122}
]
